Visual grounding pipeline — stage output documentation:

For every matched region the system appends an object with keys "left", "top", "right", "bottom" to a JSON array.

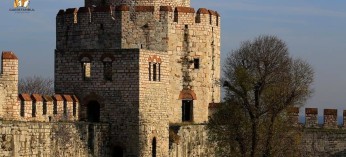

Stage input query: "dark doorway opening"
[
  {"left": 182, "top": 100, "right": 193, "bottom": 122},
  {"left": 87, "top": 101, "right": 100, "bottom": 122},
  {"left": 113, "top": 146, "right": 123, "bottom": 157},
  {"left": 152, "top": 137, "right": 157, "bottom": 157}
]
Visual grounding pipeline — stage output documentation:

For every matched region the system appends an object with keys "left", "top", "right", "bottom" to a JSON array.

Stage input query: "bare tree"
[
  {"left": 208, "top": 35, "right": 313, "bottom": 157},
  {"left": 18, "top": 76, "right": 54, "bottom": 95}
]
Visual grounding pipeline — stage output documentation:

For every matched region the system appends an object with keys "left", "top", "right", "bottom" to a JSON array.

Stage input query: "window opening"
[
  {"left": 104, "top": 61, "right": 112, "bottom": 81},
  {"left": 149, "top": 63, "right": 152, "bottom": 81},
  {"left": 152, "top": 137, "right": 157, "bottom": 157},
  {"left": 182, "top": 100, "right": 193, "bottom": 122},
  {"left": 158, "top": 63, "right": 161, "bottom": 81},
  {"left": 82, "top": 62, "right": 91, "bottom": 80},
  {"left": 153, "top": 63, "right": 157, "bottom": 81},
  {"left": 194, "top": 58, "right": 200, "bottom": 69}
]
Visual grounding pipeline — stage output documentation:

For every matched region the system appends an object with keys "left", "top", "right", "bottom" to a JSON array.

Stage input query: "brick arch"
[
  {"left": 100, "top": 53, "right": 115, "bottom": 62},
  {"left": 148, "top": 55, "right": 162, "bottom": 63},
  {"left": 178, "top": 89, "right": 197, "bottom": 100},
  {"left": 79, "top": 53, "right": 93, "bottom": 62},
  {"left": 82, "top": 92, "right": 105, "bottom": 108}
]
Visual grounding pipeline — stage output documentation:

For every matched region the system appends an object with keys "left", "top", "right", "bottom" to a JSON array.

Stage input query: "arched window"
[
  {"left": 153, "top": 63, "right": 157, "bottom": 81},
  {"left": 81, "top": 56, "right": 91, "bottom": 81},
  {"left": 103, "top": 57, "right": 113, "bottom": 81},
  {"left": 152, "top": 137, "right": 157, "bottom": 157},
  {"left": 148, "top": 55, "right": 162, "bottom": 82}
]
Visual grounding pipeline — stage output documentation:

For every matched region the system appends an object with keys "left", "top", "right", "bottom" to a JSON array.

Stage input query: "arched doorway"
[
  {"left": 152, "top": 137, "right": 157, "bottom": 157},
  {"left": 113, "top": 146, "right": 123, "bottom": 157},
  {"left": 87, "top": 100, "right": 100, "bottom": 122}
]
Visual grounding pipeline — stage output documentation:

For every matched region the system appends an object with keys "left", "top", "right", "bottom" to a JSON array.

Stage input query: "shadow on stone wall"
[{"left": 0, "top": 120, "right": 110, "bottom": 157}]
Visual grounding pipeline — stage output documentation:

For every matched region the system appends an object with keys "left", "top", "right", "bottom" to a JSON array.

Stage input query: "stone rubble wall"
[
  {"left": 301, "top": 129, "right": 346, "bottom": 157},
  {"left": 168, "top": 124, "right": 346, "bottom": 157},
  {"left": 169, "top": 124, "right": 215, "bottom": 157},
  {"left": 0, "top": 121, "right": 110, "bottom": 157}
]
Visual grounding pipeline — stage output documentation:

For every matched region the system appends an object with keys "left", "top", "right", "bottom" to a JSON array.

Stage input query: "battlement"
[
  {"left": 56, "top": 5, "right": 220, "bottom": 50},
  {"left": 56, "top": 5, "right": 220, "bottom": 26},
  {"left": 17, "top": 93, "right": 79, "bottom": 122},
  {"left": 288, "top": 107, "right": 346, "bottom": 129},
  {"left": 84, "top": 0, "right": 191, "bottom": 8}
]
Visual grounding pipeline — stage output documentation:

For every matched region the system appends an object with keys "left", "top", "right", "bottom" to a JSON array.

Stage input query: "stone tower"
[{"left": 55, "top": 0, "right": 220, "bottom": 156}]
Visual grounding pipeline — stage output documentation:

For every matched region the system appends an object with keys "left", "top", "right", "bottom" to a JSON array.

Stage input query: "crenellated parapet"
[
  {"left": 289, "top": 107, "right": 346, "bottom": 129},
  {"left": 56, "top": 5, "right": 220, "bottom": 51},
  {"left": 17, "top": 93, "right": 79, "bottom": 122},
  {"left": 84, "top": 0, "right": 191, "bottom": 8}
]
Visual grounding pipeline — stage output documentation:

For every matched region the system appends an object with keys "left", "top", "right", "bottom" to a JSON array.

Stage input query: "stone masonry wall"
[
  {"left": 55, "top": 48, "right": 169, "bottom": 156},
  {"left": 56, "top": 4, "right": 221, "bottom": 125},
  {"left": 17, "top": 94, "right": 80, "bottom": 122},
  {"left": 169, "top": 124, "right": 215, "bottom": 157},
  {"left": 168, "top": 8, "right": 221, "bottom": 123},
  {"left": 0, "top": 121, "right": 110, "bottom": 157},
  {"left": 138, "top": 49, "right": 169, "bottom": 156},
  {"left": 85, "top": 0, "right": 191, "bottom": 8},
  {"left": 290, "top": 108, "right": 346, "bottom": 156},
  {"left": 301, "top": 129, "right": 346, "bottom": 157},
  {"left": 55, "top": 49, "right": 141, "bottom": 156},
  {"left": 0, "top": 51, "right": 19, "bottom": 120}
]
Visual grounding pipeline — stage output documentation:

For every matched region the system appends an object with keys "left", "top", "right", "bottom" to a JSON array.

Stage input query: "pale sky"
[{"left": 1, "top": 0, "right": 346, "bottom": 114}]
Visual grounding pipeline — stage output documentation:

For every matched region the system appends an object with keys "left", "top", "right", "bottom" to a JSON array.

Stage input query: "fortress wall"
[
  {"left": 169, "top": 125, "right": 215, "bottom": 157},
  {"left": 16, "top": 94, "right": 79, "bottom": 122},
  {"left": 56, "top": 5, "right": 221, "bottom": 125},
  {"left": 55, "top": 49, "right": 142, "bottom": 156},
  {"left": 168, "top": 123, "right": 346, "bottom": 157},
  {"left": 0, "top": 51, "right": 19, "bottom": 120},
  {"left": 138, "top": 49, "right": 169, "bottom": 156},
  {"left": 301, "top": 129, "right": 346, "bottom": 157},
  {"left": 85, "top": 0, "right": 191, "bottom": 8},
  {"left": 56, "top": 6, "right": 121, "bottom": 50},
  {"left": 289, "top": 107, "right": 346, "bottom": 128},
  {"left": 0, "top": 121, "right": 110, "bottom": 157}
]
